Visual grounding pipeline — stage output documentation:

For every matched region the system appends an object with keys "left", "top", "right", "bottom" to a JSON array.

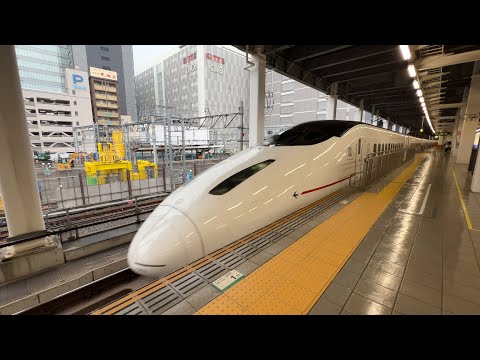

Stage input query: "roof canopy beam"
[
  {"left": 321, "top": 60, "right": 405, "bottom": 80},
  {"left": 415, "top": 50, "right": 480, "bottom": 71},
  {"left": 281, "top": 45, "right": 353, "bottom": 63},
  {"left": 303, "top": 45, "right": 396, "bottom": 71},
  {"left": 430, "top": 102, "right": 466, "bottom": 110}
]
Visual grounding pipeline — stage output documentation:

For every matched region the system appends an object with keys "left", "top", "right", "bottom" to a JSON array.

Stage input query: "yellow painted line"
[
  {"left": 198, "top": 154, "right": 428, "bottom": 315},
  {"left": 451, "top": 167, "right": 480, "bottom": 232}
]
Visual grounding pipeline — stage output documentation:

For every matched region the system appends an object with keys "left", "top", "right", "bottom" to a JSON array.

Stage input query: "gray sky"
[{"left": 132, "top": 45, "right": 179, "bottom": 75}]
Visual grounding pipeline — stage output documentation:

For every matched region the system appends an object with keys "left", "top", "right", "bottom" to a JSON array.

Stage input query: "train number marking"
[{"left": 212, "top": 270, "right": 245, "bottom": 292}]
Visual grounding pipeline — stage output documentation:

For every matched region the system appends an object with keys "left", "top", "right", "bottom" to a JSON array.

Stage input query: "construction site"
[{"left": 24, "top": 106, "right": 247, "bottom": 211}]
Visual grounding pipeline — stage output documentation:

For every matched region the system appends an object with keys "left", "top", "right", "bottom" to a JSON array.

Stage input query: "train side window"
[
  {"left": 358, "top": 138, "right": 361, "bottom": 154},
  {"left": 373, "top": 144, "right": 377, "bottom": 153},
  {"left": 209, "top": 159, "right": 275, "bottom": 195}
]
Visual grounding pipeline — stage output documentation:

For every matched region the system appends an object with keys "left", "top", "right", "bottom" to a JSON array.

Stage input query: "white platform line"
[
  {"left": 418, "top": 184, "right": 432, "bottom": 215},
  {"left": 399, "top": 183, "right": 432, "bottom": 215}
]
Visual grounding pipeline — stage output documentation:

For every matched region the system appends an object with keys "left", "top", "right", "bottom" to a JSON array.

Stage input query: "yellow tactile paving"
[
  {"left": 226, "top": 271, "right": 282, "bottom": 308},
  {"left": 247, "top": 292, "right": 301, "bottom": 315},
  {"left": 268, "top": 279, "right": 317, "bottom": 313},
  {"left": 297, "top": 256, "right": 338, "bottom": 278},
  {"left": 197, "top": 294, "right": 246, "bottom": 315},
  {"left": 198, "top": 153, "right": 427, "bottom": 315},
  {"left": 309, "top": 248, "right": 346, "bottom": 267},
  {"left": 260, "top": 256, "right": 296, "bottom": 276},
  {"left": 283, "top": 265, "right": 330, "bottom": 293}
]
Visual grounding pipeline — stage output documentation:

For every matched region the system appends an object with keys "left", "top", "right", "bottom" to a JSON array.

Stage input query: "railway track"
[
  {"left": 18, "top": 268, "right": 145, "bottom": 315},
  {"left": 0, "top": 193, "right": 169, "bottom": 243}
]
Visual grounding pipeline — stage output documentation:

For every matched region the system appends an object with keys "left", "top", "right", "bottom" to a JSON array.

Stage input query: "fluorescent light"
[
  {"left": 413, "top": 80, "right": 420, "bottom": 89},
  {"left": 416, "top": 89, "right": 423, "bottom": 97},
  {"left": 420, "top": 96, "right": 425, "bottom": 103},
  {"left": 400, "top": 45, "right": 411, "bottom": 60},
  {"left": 408, "top": 64, "right": 416, "bottom": 77}
]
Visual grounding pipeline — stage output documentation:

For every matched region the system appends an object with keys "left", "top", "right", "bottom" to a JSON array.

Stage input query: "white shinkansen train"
[{"left": 128, "top": 120, "right": 434, "bottom": 277}]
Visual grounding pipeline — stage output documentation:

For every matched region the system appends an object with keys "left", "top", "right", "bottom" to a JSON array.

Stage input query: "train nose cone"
[{"left": 128, "top": 205, "right": 203, "bottom": 278}]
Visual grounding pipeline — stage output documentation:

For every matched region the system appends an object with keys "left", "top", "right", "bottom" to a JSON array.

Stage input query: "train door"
[{"left": 353, "top": 137, "right": 364, "bottom": 185}]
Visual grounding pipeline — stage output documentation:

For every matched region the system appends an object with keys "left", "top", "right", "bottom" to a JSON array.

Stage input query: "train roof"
[{"left": 266, "top": 120, "right": 427, "bottom": 146}]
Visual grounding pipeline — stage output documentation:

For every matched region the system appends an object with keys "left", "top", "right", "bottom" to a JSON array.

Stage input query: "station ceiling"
[{"left": 233, "top": 45, "right": 480, "bottom": 135}]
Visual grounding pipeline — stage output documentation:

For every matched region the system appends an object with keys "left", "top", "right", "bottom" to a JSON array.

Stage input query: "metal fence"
[
  {"left": 34, "top": 156, "right": 231, "bottom": 211},
  {"left": 349, "top": 146, "right": 421, "bottom": 190},
  {"left": 45, "top": 194, "right": 168, "bottom": 243}
]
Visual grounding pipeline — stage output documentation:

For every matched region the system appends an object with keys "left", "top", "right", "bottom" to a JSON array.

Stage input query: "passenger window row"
[{"left": 372, "top": 142, "right": 404, "bottom": 154}]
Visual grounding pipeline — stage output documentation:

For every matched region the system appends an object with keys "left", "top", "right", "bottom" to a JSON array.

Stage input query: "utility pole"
[
  {"left": 239, "top": 100, "right": 244, "bottom": 152},
  {"left": 152, "top": 109, "right": 158, "bottom": 165}
]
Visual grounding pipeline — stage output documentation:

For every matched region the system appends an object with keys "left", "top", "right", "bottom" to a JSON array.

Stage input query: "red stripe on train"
[{"left": 301, "top": 176, "right": 352, "bottom": 195}]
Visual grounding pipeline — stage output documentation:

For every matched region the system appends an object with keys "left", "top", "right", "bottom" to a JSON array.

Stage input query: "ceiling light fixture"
[
  {"left": 400, "top": 45, "right": 411, "bottom": 60},
  {"left": 408, "top": 64, "right": 416, "bottom": 77}
]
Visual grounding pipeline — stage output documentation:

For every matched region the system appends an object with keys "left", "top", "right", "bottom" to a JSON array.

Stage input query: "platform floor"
[
  {"left": 194, "top": 149, "right": 480, "bottom": 315},
  {"left": 309, "top": 150, "right": 480, "bottom": 315},
  {"left": 308, "top": 150, "right": 480, "bottom": 315}
]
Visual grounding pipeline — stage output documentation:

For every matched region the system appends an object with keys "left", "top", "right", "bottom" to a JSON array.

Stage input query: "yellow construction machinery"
[
  {"left": 84, "top": 130, "right": 157, "bottom": 185},
  {"left": 57, "top": 152, "right": 94, "bottom": 171}
]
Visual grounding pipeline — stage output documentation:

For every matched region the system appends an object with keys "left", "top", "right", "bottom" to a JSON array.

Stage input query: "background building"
[
  {"left": 135, "top": 46, "right": 376, "bottom": 142},
  {"left": 23, "top": 68, "right": 94, "bottom": 155},
  {"left": 15, "top": 45, "right": 74, "bottom": 93},
  {"left": 135, "top": 45, "right": 248, "bottom": 119},
  {"left": 135, "top": 45, "right": 249, "bottom": 151},
  {"left": 135, "top": 63, "right": 164, "bottom": 119},
  {"left": 89, "top": 67, "right": 121, "bottom": 126},
  {"left": 263, "top": 69, "right": 374, "bottom": 135},
  {"left": 72, "top": 45, "right": 137, "bottom": 120},
  {"left": 14, "top": 45, "right": 138, "bottom": 154}
]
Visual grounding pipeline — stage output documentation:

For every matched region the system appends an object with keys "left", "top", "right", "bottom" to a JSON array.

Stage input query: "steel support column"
[
  {"left": 248, "top": 54, "right": 266, "bottom": 147},
  {"left": 457, "top": 63, "right": 480, "bottom": 165},
  {"left": 355, "top": 99, "right": 364, "bottom": 122},
  {"left": 0, "top": 46, "right": 46, "bottom": 237},
  {"left": 326, "top": 82, "right": 338, "bottom": 120},
  {"left": 0, "top": 46, "right": 60, "bottom": 269}
]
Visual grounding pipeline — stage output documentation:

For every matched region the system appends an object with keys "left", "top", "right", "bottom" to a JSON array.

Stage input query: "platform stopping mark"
[{"left": 212, "top": 270, "right": 244, "bottom": 292}]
